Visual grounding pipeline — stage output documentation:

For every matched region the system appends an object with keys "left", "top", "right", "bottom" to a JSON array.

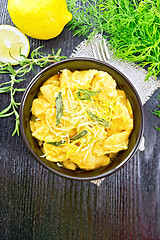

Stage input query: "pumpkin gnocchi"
[{"left": 30, "top": 69, "right": 134, "bottom": 170}]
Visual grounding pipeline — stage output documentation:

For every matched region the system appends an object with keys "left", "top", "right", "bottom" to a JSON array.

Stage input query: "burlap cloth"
[{"left": 70, "top": 34, "right": 160, "bottom": 186}]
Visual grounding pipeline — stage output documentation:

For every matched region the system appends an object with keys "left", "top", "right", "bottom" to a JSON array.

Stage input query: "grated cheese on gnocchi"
[{"left": 30, "top": 69, "right": 133, "bottom": 170}]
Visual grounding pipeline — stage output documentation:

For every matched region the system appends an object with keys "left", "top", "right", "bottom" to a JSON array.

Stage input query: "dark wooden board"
[{"left": 0, "top": 1, "right": 160, "bottom": 239}]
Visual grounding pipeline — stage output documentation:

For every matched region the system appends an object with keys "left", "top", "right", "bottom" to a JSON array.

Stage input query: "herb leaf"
[
  {"left": 87, "top": 110, "right": 109, "bottom": 128},
  {"left": 70, "top": 130, "right": 88, "bottom": 140},
  {"left": 154, "top": 126, "right": 160, "bottom": 131},
  {"left": 76, "top": 89, "right": 101, "bottom": 101},
  {"left": 55, "top": 91, "right": 64, "bottom": 126},
  {"left": 47, "top": 139, "right": 66, "bottom": 147},
  {"left": 152, "top": 94, "right": 160, "bottom": 131}
]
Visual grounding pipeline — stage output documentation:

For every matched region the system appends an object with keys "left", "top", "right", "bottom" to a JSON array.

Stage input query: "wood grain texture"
[{"left": 0, "top": 1, "right": 160, "bottom": 239}]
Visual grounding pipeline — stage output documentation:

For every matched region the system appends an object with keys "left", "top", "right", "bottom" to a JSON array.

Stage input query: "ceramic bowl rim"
[{"left": 19, "top": 57, "right": 144, "bottom": 181}]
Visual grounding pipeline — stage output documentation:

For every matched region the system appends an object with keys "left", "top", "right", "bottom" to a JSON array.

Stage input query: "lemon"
[
  {"left": 7, "top": 0, "right": 72, "bottom": 40},
  {"left": 0, "top": 25, "right": 30, "bottom": 64}
]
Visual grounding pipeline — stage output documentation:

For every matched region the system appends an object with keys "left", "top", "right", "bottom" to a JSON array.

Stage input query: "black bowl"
[{"left": 19, "top": 58, "right": 144, "bottom": 180}]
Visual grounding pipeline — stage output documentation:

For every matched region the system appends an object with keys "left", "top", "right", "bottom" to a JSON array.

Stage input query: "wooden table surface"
[{"left": 0, "top": 1, "right": 160, "bottom": 239}]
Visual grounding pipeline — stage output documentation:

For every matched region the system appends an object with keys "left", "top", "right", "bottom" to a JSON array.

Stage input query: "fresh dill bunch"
[
  {"left": 103, "top": 0, "right": 160, "bottom": 80},
  {"left": 67, "top": 0, "right": 106, "bottom": 36},
  {"left": 0, "top": 47, "right": 67, "bottom": 136},
  {"left": 67, "top": 0, "right": 160, "bottom": 80}
]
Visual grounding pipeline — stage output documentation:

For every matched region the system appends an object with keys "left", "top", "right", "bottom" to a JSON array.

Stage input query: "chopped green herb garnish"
[
  {"left": 70, "top": 130, "right": 88, "bottom": 140},
  {"left": 87, "top": 110, "right": 110, "bottom": 128},
  {"left": 47, "top": 139, "right": 66, "bottom": 147},
  {"left": 55, "top": 91, "right": 63, "bottom": 126},
  {"left": 76, "top": 88, "right": 101, "bottom": 101}
]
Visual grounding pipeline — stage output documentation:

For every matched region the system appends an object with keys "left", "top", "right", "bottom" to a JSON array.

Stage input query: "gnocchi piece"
[
  {"left": 31, "top": 97, "right": 51, "bottom": 117},
  {"left": 30, "top": 120, "right": 55, "bottom": 141},
  {"left": 43, "top": 142, "right": 66, "bottom": 162},
  {"left": 116, "top": 89, "right": 127, "bottom": 106},
  {"left": 63, "top": 159, "right": 77, "bottom": 170},
  {"left": 40, "top": 84, "right": 60, "bottom": 106},
  {"left": 91, "top": 71, "right": 116, "bottom": 90},
  {"left": 60, "top": 69, "right": 97, "bottom": 90},
  {"left": 107, "top": 103, "right": 133, "bottom": 135},
  {"left": 42, "top": 74, "right": 60, "bottom": 86},
  {"left": 103, "top": 131, "right": 131, "bottom": 154},
  {"left": 91, "top": 71, "right": 118, "bottom": 101},
  {"left": 69, "top": 149, "right": 110, "bottom": 170}
]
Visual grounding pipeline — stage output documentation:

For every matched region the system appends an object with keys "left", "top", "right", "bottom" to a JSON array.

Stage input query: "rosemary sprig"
[
  {"left": 67, "top": 0, "right": 160, "bottom": 80},
  {"left": 0, "top": 47, "right": 67, "bottom": 136}
]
